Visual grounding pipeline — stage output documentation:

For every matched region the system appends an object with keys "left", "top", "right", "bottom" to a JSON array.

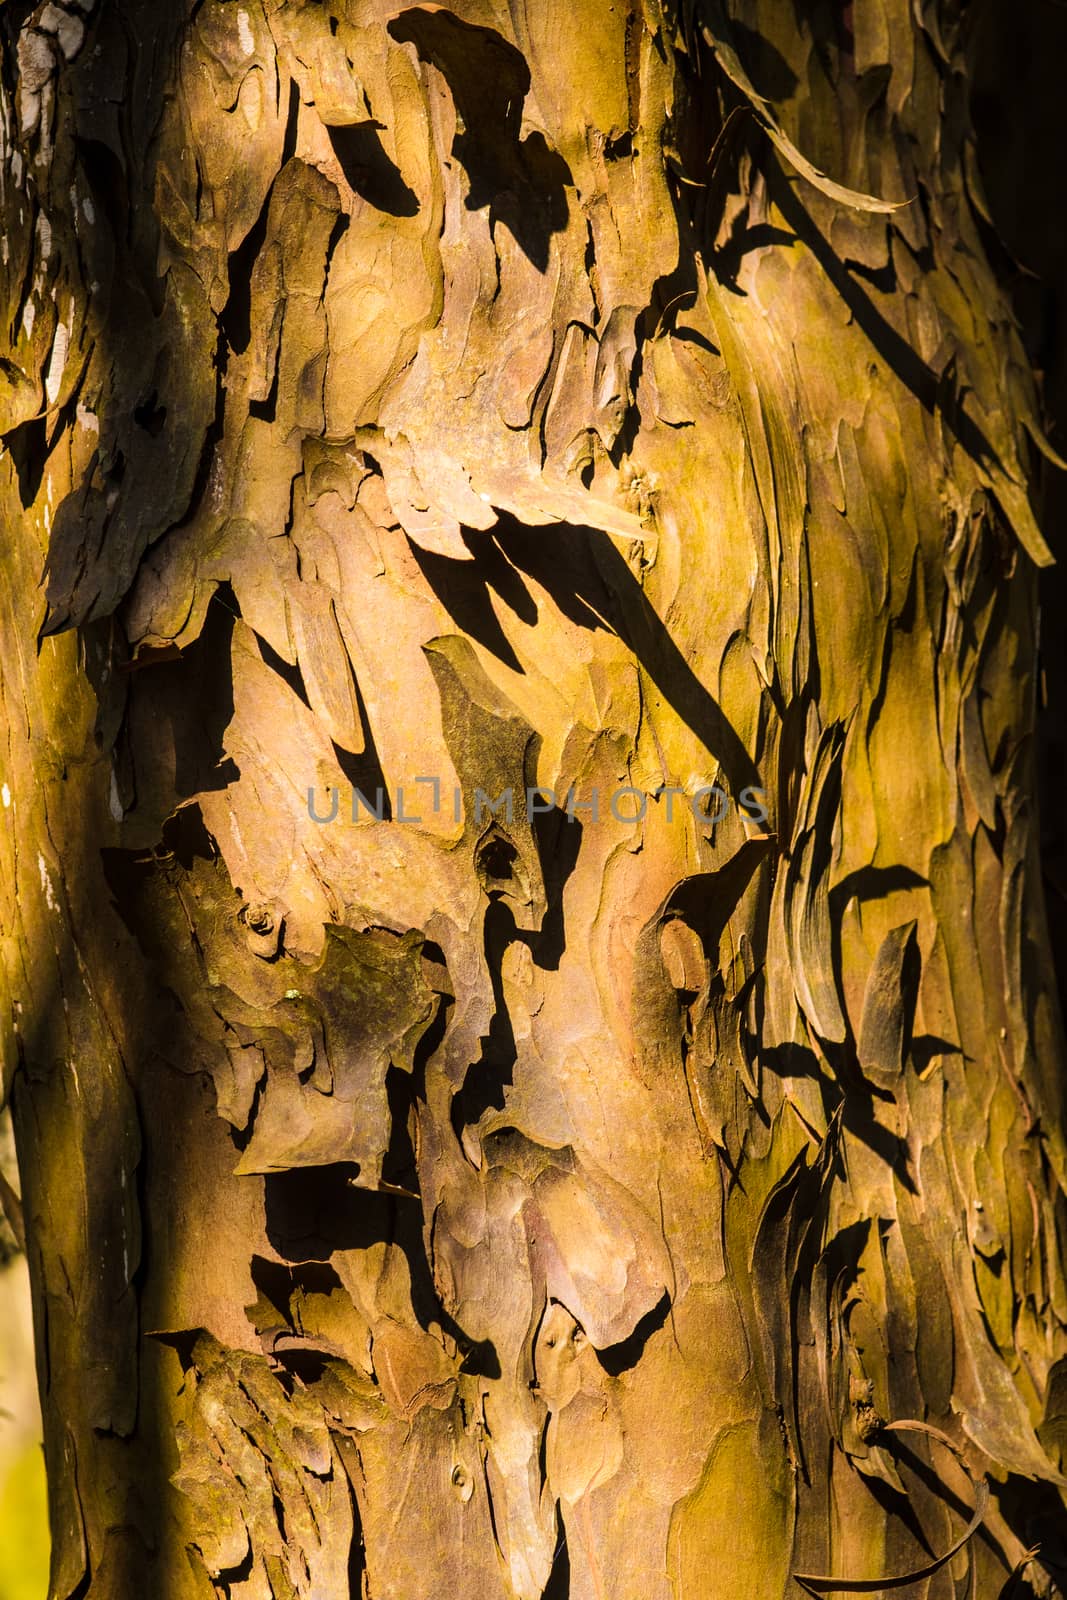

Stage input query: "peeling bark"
[{"left": 1, "top": 1, "right": 1066, "bottom": 1597}]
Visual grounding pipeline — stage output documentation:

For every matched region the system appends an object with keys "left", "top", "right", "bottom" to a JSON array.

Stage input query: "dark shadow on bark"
[
  {"left": 386, "top": 7, "right": 571, "bottom": 270},
  {"left": 451, "top": 899, "right": 519, "bottom": 1136},
  {"left": 264, "top": 1164, "right": 374, "bottom": 1260},
  {"left": 766, "top": 164, "right": 1003, "bottom": 474},
  {"left": 539, "top": 1503, "right": 570, "bottom": 1600},
  {"left": 409, "top": 538, "right": 529, "bottom": 674},
  {"left": 595, "top": 1290, "right": 671, "bottom": 1376},
  {"left": 326, "top": 122, "right": 420, "bottom": 217},
  {"left": 524, "top": 805, "right": 583, "bottom": 972},
  {"left": 489, "top": 514, "right": 763, "bottom": 791}
]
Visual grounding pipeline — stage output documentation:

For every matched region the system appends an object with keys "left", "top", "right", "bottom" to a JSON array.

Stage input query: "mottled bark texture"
[{"left": 1, "top": 1, "right": 1067, "bottom": 1596}]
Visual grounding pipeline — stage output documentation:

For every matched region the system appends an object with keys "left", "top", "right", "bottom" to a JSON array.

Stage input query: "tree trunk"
[{"left": 1, "top": 1, "right": 1066, "bottom": 1596}]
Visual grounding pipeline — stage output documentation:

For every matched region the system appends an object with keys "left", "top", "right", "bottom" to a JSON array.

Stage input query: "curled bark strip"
[
  {"left": 793, "top": 1421, "right": 990, "bottom": 1595},
  {"left": 1022, "top": 413, "right": 1067, "bottom": 472},
  {"left": 699, "top": 4, "right": 904, "bottom": 214}
]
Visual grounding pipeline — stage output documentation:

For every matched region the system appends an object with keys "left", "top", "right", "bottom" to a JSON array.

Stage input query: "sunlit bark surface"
[{"left": 1, "top": 1, "right": 1066, "bottom": 1596}]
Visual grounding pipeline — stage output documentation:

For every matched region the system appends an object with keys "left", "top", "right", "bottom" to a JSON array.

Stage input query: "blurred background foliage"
[{"left": 0, "top": 1111, "right": 48, "bottom": 1600}]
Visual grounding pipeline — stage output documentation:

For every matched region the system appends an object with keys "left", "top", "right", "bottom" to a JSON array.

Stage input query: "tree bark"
[{"left": 1, "top": 1, "right": 1066, "bottom": 1596}]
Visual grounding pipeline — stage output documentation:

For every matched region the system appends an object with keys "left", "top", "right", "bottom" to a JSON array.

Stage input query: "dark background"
[{"left": 970, "top": 0, "right": 1067, "bottom": 1008}]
